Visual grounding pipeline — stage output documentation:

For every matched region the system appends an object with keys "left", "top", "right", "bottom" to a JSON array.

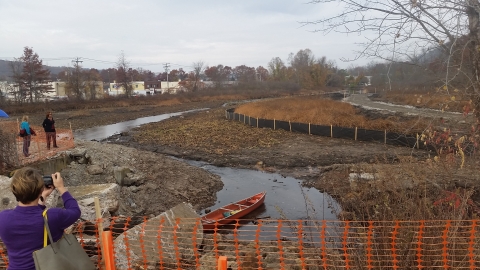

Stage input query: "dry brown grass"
[
  {"left": 380, "top": 90, "right": 470, "bottom": 112},
  {"left": 235, "top": 96, "right": 429, "bottom": 133}
]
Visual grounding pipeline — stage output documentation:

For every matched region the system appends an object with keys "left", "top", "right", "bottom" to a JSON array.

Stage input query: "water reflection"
[
  {"left": 183, "top": 160, "right": 340, "bottom": 239},
  {"left": 74, "top": 108, "right": 341, "bottom": 240},
  {"left": 74, "top": 109, "right": 206, "bottom": 141}
]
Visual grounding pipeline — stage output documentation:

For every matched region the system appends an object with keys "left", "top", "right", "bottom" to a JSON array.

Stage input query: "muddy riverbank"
[{"left": 15, "top": 95, "right": 479, "bottom": 221}]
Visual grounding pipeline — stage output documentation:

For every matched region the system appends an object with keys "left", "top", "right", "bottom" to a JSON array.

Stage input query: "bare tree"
[
  {"left": 8, "top": 60, "right": 24, "bottom": 103},
  {"left": 268, "top": 57, "right": 287, "bottom": 81},
  {"left": 306, "top": 0, "right": 480, "bottom": 118},
  {"left": 65, "top": 59, "right": 85, "bottom": 99},
  {"left": 84, "top": 69, "right": 102, "bottom": 99},
  {"left": 192, "top": 61, "right": 205, "bottom": 92},
  {"left": 116, "top": 51, "right": 133, "bottom": 97}
]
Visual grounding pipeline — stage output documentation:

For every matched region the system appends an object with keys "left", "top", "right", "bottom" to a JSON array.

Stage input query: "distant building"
[
  {"left": 113, "top": 81, "right": 183, "bottom": 95},
  {"left": 50, "top": 81, "right": 104, "bottom": 100}
]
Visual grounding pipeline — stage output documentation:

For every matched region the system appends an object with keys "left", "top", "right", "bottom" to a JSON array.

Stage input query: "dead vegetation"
[
  {"left": 134, "top": 108, "right": 289, "bottom": 155},
  {"left": 373, "top": 89, "right": 470, "bottom": 113},
  {"left": 235, "top": 96, "right": 430, "bottom": 133}
]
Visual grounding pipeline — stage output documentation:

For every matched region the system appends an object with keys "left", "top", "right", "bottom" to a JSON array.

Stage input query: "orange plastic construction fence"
[
  {"left": 0, "top": 120, "right": 75, "bottom": 167},
  {"left": 0, "top": 218, "right": 479, "bottom": 270}
]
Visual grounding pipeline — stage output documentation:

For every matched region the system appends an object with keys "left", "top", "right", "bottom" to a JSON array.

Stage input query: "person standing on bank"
[
  {"left": 42, "top": 111, "right": 57, "bottom": 150},
  {"left": 0, "top": 168, "right": 81, "bottom": 270},
  {"left": 20, "top": 115, "right": 33, "bottom": 157}
]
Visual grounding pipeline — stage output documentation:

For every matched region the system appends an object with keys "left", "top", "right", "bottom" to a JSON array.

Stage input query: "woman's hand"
[
  {"left": 52, "top": 172, "right": 67, "bottom": 195},
  {"left": 41, "top": 186, "right": 54, "bottom": 200}
]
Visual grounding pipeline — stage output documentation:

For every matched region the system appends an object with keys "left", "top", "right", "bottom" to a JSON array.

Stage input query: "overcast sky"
[{"left": 0, "top": 0, "right": 370, "bottom": 73}]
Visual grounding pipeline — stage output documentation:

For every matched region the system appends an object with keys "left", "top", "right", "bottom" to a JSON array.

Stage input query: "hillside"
[{"left": 0, "top": 59, "right": 67, "bottom": 81}]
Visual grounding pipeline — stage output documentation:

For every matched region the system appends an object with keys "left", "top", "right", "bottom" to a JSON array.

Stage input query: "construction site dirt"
[{"left": 14, "top": 96, "right": 480, "bottom": 221}]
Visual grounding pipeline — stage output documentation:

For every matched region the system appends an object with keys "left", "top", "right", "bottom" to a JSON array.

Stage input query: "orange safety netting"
[
  {"left": 0, "top": 120, "right": 75, "bottom": 166},
  {"left": 0, "top": 218, "right": 479, "bottom": 270}
]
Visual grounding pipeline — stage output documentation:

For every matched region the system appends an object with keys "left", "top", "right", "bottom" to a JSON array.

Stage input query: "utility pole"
[
  {"left": 164, "top": 63, "right": 170, "bottom": 92},
  {"left": 72, "top": 57, "right": 83, "bottom": 98}
]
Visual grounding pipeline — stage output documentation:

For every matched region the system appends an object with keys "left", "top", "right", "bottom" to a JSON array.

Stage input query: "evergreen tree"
[{"left": 19, "top": 47, "right": 52, "bottom": 102}]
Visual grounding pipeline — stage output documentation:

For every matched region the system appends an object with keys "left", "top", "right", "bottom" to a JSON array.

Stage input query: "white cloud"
[{"left": 0, "top": 0, "right": 371, "bottom": 72}]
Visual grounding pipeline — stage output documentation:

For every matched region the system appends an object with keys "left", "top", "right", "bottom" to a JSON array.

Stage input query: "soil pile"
[{"left": 61, "top": 140, "right": 223, "bottom": 217}]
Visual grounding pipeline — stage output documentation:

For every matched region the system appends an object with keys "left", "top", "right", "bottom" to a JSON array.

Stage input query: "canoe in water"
[{"left": 201, "top": 191, "right": 266, "bottom": 231}]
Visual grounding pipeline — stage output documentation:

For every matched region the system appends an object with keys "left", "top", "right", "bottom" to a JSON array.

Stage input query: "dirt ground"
[{"left": 12, "top": 95, "right": 479, "bottom": 220}]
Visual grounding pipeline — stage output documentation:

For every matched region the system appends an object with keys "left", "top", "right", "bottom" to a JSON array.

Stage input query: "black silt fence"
[
  {"left": 332, "top": 126, "right": 356, "bottom": 140},
  {"left": 291, "top": 122, "right": 309, "bottom": 134},
  {"left": 275, "top": 120, "right": 290, "bottom": 132},
  {"left": 356, "top": 129, "right": 385, "bottom": 144},
  {"left": 310, "top": 125, "right": 331, "bottom": 137},
  {"left": 225, "top": 108, "right": 434, "bottom": 151}
]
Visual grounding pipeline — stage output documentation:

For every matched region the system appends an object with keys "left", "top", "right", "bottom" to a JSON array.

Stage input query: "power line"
[
  {"left": 0, "top": 55, "right": 197, "bottom": 72},
  {"left": 72, "top": 57, "right": 83, "bottom": 66}
]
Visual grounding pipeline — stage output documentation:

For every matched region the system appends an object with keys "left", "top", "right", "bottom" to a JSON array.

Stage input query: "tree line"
[{"left": 1, "top": 47, "right": 351, "bottom": 102}]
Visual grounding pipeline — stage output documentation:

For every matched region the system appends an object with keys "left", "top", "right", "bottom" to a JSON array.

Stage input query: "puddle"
[
  {"left": 74, "top": 109, "right": 206, "bottom": 141},
  {"left": 183, "top": 160, "right": 340, "bottom": 240},
  {"left": 185, "top": 160, "right": 338, "bottom": 220}
]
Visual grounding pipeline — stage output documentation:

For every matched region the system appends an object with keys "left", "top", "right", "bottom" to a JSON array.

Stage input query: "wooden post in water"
[
  {"left": 256, "top": 118, "right": 258, "bottom": 128},
  {"left": 309, "top": 123, "right": 311, "bottom": 135},
  {"left": 330, "top": 125, "right": 333, "bottom": 138},
  {"left": 355, "top": 127, "right": 358, "bottom": 141},
  {"left": 289, "top": 121, "right": 291, "bottom": 132},
  {"left": 274, "top": 119, "right": 276, "bottom": 130},
  {"left": 384, "top": 130, "right": 387, "bottom": 144}
]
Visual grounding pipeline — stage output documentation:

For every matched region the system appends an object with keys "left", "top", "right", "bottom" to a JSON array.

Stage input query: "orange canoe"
[{"left": 201, "top": 191, "right": 266, "bottom": 231}]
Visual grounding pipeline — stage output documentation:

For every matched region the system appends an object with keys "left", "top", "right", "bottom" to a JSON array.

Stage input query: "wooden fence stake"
[
  {"left": 274, "top": 119, "right": 276, "bottom": 130},
  {"left": 355, "top": 127, "right": 357, "bottom": 141},
  {"left": 94, "top": 197, "right": 106, "bottom": 268},
  {"left": 289, "top": 121, "right": 291, "bottom": 132},
  {"left": 416, "top": 133, "right": 419, "bottom": 149},
  {"left": 330, "top": 125, "right": 333, "bottom": 138},
  {"left": 309, "top": 123, "right": 311, "bottom": 135}
]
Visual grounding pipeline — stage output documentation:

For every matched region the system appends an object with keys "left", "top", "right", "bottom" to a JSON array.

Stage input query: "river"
[{"left": 74, "top": 109, "right": 339, "bottom": 226}]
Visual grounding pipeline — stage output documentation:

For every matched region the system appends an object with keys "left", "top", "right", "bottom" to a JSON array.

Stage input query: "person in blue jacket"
[{"left": 20, "top": 115, "right": 35, "bottom": 157}]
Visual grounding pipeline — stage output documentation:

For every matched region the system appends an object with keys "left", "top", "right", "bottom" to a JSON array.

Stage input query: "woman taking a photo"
[
  {"left": 42, "top": 111, "right": 57, "bottom": 150},
  {"left": 0, "top": 167, "right": 81, "bottom": 270}
]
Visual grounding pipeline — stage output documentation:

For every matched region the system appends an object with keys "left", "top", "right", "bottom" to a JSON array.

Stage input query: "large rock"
[
  {"left": 87, "top": 164, "right": 104, "bottom": 175},
  {"left": 114, "top": 203, "right": 203, "bottom": 269},
  {"left": 68, "top": 183, "right": 120, "bottom": 228},
  {"left": 114, "top": 166, "right": 134, "bottom": 186},
  {"left": 0, "top": 175, "right": 16, "bottom": 210}
]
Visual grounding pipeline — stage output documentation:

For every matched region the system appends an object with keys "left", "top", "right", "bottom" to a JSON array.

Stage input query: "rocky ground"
[
  {"left": 13, "top": 95, "right": 478, "bottom": 220},
  {"left": 4, "top": 94, "right": 480, "bottom": 269},
  {"left": 61, "top": 140, "right": 224, "bottom": 217}
]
